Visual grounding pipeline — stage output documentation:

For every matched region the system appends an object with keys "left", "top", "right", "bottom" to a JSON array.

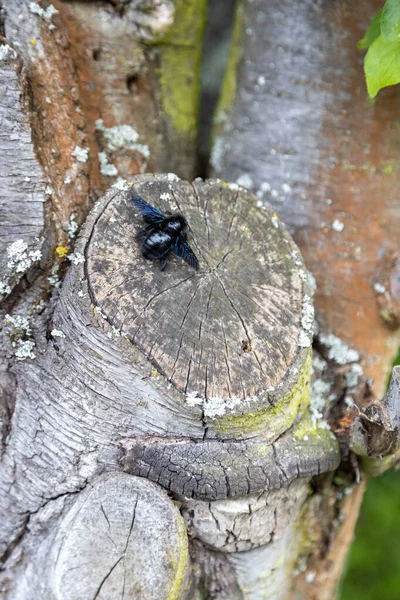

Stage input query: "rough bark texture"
[
  {"left": 1, "top": 0, "right": 400, "bottom": 598},
  {"left": 210, "top": 0, "right": 400, "bottom": 597},
  {"left": 0, "top": 48, "right": 45, "bottom": 291}
]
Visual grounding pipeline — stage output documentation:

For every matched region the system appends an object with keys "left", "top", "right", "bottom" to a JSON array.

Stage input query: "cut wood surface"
[
  {"left": 7, "top": 472, "right": 191, "bottom": 600},
  {"left": 86, "top": 174, "right": 312, "bottom": 425}
]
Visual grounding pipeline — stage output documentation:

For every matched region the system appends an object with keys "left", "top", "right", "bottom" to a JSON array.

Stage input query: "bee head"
[{"left": 164, "top": 215, "right": 187, "bottom": 235}]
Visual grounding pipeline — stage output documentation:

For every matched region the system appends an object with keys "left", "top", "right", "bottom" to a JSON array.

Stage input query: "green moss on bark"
[
  {"left": 214, "top": 351, "right": 312, "bottom": 440},
  {"left": 155, "top": 0, "right": 208, "bottom": 136}
]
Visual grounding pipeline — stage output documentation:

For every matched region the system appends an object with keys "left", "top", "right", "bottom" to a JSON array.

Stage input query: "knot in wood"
[{"left": 86, "top": 175, "right": 312, "bottom": 414}]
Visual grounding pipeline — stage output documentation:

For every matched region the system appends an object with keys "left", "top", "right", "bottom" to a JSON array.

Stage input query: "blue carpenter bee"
[{"left": 131, "top": 194, "right": 199, "bottom": 271}]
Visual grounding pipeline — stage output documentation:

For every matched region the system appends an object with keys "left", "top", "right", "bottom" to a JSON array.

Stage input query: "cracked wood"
[{"left": 86, "top": 174, "right": 309, "bottom": 405}]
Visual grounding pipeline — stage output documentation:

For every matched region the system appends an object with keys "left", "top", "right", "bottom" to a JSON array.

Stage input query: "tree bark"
[{"left": 1, "top": 0, "right": 400, "bottom": 599}]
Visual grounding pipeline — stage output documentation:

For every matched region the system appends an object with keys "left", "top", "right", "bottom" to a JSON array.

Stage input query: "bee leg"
[
  {"left": 160, "top": 253, "right": 170, "bottom": 271},
  {"left": 160, "top": 257, "right": 168, "bottom": 271}
]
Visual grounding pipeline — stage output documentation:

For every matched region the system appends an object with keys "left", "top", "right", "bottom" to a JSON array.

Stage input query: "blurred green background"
[
  {"left": 340, "top": 352, "right": 400, "bottom": 600},
  {"left": 339, "top": 470, "right": 400, "bottom": 600}
]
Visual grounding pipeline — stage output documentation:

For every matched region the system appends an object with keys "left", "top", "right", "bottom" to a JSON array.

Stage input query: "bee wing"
[
  {"left": 131, "top": 194, "right": 165, "bottom": 226},
  {"left": 173, "top": 238, "right": 199, "bottom": 270}
]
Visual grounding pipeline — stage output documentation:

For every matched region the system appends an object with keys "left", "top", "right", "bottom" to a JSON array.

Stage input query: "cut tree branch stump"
[
  {"left": 0, "top": 174, "right": 340, "bottom": 599},
  {"left": 28, "top": 473, "right": 190, "bottom": 600}
]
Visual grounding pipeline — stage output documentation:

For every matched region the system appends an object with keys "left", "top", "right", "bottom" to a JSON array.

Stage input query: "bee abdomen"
[{"left": 142, "top": 231, "right": 172, "bottom": 260}]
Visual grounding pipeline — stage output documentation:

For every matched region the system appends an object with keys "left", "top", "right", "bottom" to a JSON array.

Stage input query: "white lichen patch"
[
  {"left": 305, "top": 571, "right": 316, "bottom": 584},
  {"left": 332, "top": 219, "right": 344, "bottom": 232},
  {"left": 308, "top": 271, "right": 317, "bottom": 294},
  {"left": 5, "top": 314, "right": 31, "bottom": 334},
  {"left": 257, "top": 75, "right": 266, "bottom": 86},
  {"left": 210, "top": 138, "right": 225, "bottom": 172},
  {"left": 68, "top": 252, "right": 85, "bottom": 265},
  {"left": 98, "top": 152, "right": 118, "bottom": 177},
  {"left": 7, "top": 239, "right": 41, "bottom": 274},
  {"left": 48, "top": 264, "right": 60, "bottom": 287},
  {"left": 301, "top": 296, "right": 315, "bottom": 333},
  {"left": 226, "top": 182, "right": 239, "bottom": 191},
  {"left": 95, "top": 119, "right": 150, "bottom": 159},
  {"left": 77, "top": 290, "right": 84, "bottom": 298},
  {"left": 167, "top": 173, "right": 180, "bottom": 182},
  {"left": 186, "top": 392, "right": 254, "bottom": 419},
  {"left": 319, "top": 333, "right": 359, "bottom": 365},
  {"left": 5, "top": 314, "right": 36, "bottom": 361},
  {"left": 112, "top": 178, "right": 130, "bottom": 191},
  {"left": 312, "top": 354, "right": 327, "bottom": 373},
  {"left": 14, "top": 340, "right": 36, "bottom": 361},
  {"left": 160, "top": 192, "right": 172, "bottom": 201},
  {"left": 271, "top": 215, "right": 279, "bottom": 229},
  {"left": 71, "top": 146, "right": 89, "bottom": 163},
  {"left": 0, "top": 281, "right": 11, "bottom": 295},
  {"left": 0, "top": 44, "right": 17, "bottom": 62},
  {"left": 298, "top": 330, "right": 312, "bottom": 348},
  {"left": 346, "top": 363, "right": 363, "bottom": 389},
  {"left": 93, "top": 306, "right": 107, "bottom": 320},
  {"left": 235, "top": 174, "right": 254, "bottom": 190},
  {"left": 51, "top": 328, "right": 65, "bottom": 338},
  {"left": 310, "top": 379, "right": 331, "bottom": 428},
  {"left": 281, "top": 183, "right": 292, "bottom": 194},
  {"left": 298, "top": 270, "right": 307, "bottom": 282},
  {"left": 68, "top": 214, "right": 79, "bottom": 239},
  {"left": 29, "top": 2, "right": 58, "bottom": 22},
  {"left": 373, "top": 282, "right": 386, "bottom": 294},
  {"left": 186, "top": 379, "right": 279, "bottom": 420}
]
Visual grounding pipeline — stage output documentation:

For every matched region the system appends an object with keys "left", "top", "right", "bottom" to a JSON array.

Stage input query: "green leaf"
[
  {"left": 381, "top": 0, "right": 400, "bottom": 42},
  {"left": 364, "top": 34, "right": 400, "bottom": 98},
  {"left": 357, "top": 9, "right": 382, "bottom": 48}
]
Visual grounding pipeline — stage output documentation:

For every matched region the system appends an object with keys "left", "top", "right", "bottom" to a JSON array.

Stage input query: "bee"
[{"left": 131, "top": 194, "right": 199, "bottom": 271}]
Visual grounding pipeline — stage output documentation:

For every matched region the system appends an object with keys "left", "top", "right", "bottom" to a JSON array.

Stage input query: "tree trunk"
[
  {"left": 1, "top": 1, "right": 399, "bottom": 599},
  {"left": 211, "top": 0, "right": 400, "bottom": 597}
]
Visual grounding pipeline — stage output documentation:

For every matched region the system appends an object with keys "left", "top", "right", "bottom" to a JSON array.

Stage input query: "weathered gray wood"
[
  {"left": 0, "top": 42, "right": 44, "bottom": 295},
  {"left": 182, "top": 479, "right": 309, "bottom": 552},
  {"left": 121, "top": 412, "right": 340, "bottom": 500},
  {"left": 4, "top": 473, "right": 191, "bottom": 600}
]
